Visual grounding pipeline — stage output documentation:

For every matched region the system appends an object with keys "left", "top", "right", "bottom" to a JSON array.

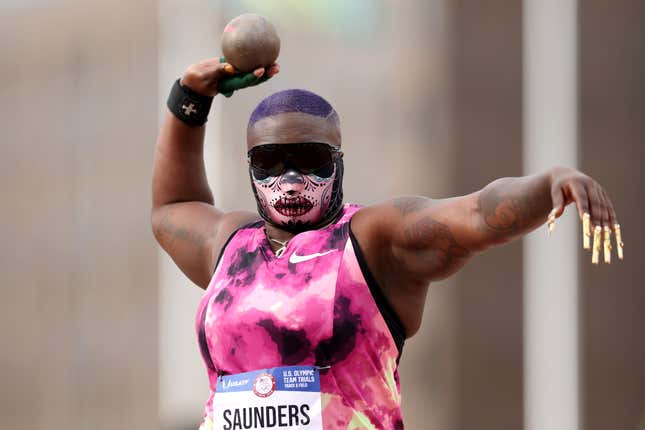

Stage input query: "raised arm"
[
  {"left": 151, "top": 59, "right": 277, "bottom": 288},
  {"left": 353, "top": 166, "right": 621, "bottom": 286}
]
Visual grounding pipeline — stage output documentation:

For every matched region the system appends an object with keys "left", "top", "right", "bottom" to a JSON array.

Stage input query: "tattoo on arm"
[
  {"left": 402, "top": 215, "right": 470, "bottom": 271},
  {"left": 157, "top": 211, "right": 209, "bottom": 247},
  {"left": 391, "top": 195, "right": 432, "bottom": 216},
  {"left": 477, "top": 175, "right": 552, "bottom": 236},
  {"left": 390, "top": 196, "right": 470, "bottom": 278},
  {"left": 388, "top": 174, "right": 551, "bottom": 280}
]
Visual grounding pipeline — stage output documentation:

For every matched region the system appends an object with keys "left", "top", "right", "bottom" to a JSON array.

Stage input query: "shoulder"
[
  {"left": 349, "top": 196, "right": 438, "bottom": 240},
  {"left": 209, "top": 210, "right": 262, "bottom": 265},
  {"left": 348, "top": 198, "right": 436, "bottom": 337},
  {"left": 350, "top": 195, "right": 470, "bottom": 283},
  {"left": 348, "top": 197, "right": 434, "bottom": 283}
]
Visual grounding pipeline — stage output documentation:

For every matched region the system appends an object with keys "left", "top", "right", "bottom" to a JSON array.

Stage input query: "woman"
[{"left": 152, "top": 59, "right": 622, "bottom": 429}]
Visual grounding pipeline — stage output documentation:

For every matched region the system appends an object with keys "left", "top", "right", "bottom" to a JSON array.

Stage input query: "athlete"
[{"left": 152, "top": 58, "right": 624, "bottom": 430}]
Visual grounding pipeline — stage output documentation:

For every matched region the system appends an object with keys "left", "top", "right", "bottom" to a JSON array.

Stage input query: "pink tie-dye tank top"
[{"left": 195, "top": 204, "right": 406, "bottom": 429}]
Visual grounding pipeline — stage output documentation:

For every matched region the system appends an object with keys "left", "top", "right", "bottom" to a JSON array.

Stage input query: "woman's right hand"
[{"left": 180, "top": 58, "right": 280, "bottom": 97}]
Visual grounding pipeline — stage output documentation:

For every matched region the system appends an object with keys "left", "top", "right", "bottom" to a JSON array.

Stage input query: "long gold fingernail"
[
  {"left": 592, "top": 226, "right": 602, "bottom": 264},
  {"left": 583, "top": 213, "right": 591, "bottom": 249},
  {"left": 547, "top": 209, "right": 557, "bottom": 235},
  {"left": 614, "top": 224, "right": 624, "bottom": 260},
  {"left": 603, "top": 226, "right": 612, "bottom": 264}
]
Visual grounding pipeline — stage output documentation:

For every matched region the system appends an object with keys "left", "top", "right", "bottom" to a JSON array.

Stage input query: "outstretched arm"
[
  {"left": 473, "top": 166, "right": 619, "bottom": 251},
  {"left": 354, "top": 166, "right": 621, "bottom": 285}
]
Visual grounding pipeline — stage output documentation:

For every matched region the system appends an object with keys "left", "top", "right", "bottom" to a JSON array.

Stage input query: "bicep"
[
  {"left": 151, "top": 202, "right": 258, "bottom": 289},
  {"left": 392, "top": 195, "right": 484, "bottom": 281},
  {"left": 358, "top": 194, "right": 484, "bottom": 283}
]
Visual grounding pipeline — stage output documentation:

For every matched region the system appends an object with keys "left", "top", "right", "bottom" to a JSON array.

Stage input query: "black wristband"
[{"left": 166, "top": 79, "right": 214, "bottom": 126}]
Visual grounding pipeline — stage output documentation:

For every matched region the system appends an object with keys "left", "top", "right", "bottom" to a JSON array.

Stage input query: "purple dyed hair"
[{"left": 248, "top": 89, "right": 340, "bottom": 129}]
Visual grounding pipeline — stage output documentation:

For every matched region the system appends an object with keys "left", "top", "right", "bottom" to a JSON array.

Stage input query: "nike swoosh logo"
[{"left": 289, "top": 250, "right": 335, "bottom": 264}]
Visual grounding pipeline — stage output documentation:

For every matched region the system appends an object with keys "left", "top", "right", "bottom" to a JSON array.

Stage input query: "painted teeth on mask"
[{"left": 274, "top": 196, "right": 313, "bottom": 216}]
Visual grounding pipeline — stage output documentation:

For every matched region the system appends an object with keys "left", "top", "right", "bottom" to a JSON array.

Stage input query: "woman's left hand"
[{"left": 547, "top": 166, "right": 624, "bottom": 264}]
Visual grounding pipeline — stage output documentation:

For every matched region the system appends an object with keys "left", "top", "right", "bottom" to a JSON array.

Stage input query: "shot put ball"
[{"left": 221, "top": 13, "right": 280, "bottom": 73}]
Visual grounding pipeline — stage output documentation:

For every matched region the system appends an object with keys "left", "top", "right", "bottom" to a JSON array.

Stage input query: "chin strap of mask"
[{"left": 250, "top": 158, "right": 345, "bottom": 233}]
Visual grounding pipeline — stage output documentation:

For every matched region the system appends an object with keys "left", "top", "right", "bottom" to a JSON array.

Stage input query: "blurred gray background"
[{"left": 0, "top": 0, "right": 643, "bottom": 429}]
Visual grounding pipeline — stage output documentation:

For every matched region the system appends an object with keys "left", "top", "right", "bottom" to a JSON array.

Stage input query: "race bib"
[{"left": 212, "top": 365, "right": 323, "bottom": 430}]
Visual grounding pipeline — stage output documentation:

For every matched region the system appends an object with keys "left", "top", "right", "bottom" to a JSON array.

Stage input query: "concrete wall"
[
  {"left": 0, "top": 1, "right": 159, "bottom": 429},
  {"left": 579, "top": 1, "right": 645, "bottom": 429},
  {"left": 452, "top": 1, "right": 525, "bottom": 428}
]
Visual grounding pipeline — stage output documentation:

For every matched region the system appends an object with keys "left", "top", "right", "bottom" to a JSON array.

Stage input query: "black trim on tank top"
[
  {"left": 199, "top": 221, "right": 262, "bottom": 374},
  {"left": 198, "top": 304, "right": 216, "bottom": 372},
  {"left": 348, "top": 226, "right": 406, "bottom": 358},
  {"left": 212, "top": 220, "right": 263, "bottom": 275}
]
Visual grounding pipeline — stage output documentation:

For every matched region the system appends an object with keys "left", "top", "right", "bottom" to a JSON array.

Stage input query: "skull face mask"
[{"left": 249, "top": 155, "right": 344, "bottom": 233}]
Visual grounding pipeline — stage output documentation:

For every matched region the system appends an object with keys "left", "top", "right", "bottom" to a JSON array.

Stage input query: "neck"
[
  {"left": 263, "top": 208, "right": 344, "bottom": 246},
  {"left": 264, "top": 224, "right": 295, "bottom": 244}
]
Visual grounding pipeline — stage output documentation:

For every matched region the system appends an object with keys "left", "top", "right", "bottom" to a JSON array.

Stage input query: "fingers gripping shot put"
[{"left": 152, "top": 14, "right": 624, "bottom": 430}]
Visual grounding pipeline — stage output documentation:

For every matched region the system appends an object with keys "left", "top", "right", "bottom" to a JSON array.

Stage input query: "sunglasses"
[{"left": 248, "top": 142, "right": 342, "bottom": 180}]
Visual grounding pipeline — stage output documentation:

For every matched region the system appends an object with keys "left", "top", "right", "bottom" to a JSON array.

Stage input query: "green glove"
[{"left": 217, "top": 56, "right": 272, "bottom": 98}]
